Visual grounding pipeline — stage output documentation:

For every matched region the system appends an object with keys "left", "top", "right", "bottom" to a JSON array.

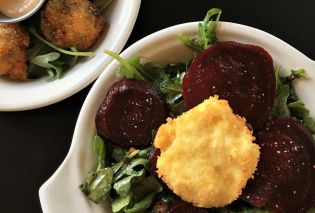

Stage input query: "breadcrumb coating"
[
  {"left": 0, "top": 23, "right": 30, "bottom": 81},
  {"left": 41, "top": 0, "right": 105, "bottom": 51},
  {"left": 155, "top": 96, "right": 260, "bottom": 208}
]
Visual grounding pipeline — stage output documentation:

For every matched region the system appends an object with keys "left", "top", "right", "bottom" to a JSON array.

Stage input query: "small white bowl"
[
  {"left": 39, "top": 22, "right": 315, "bottom": 213},
  {"left": 0, "top": 0, "right": 141, "bottom": 111}
]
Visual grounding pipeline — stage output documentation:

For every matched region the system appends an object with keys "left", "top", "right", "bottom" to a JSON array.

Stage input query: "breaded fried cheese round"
[
  {"left": 154, "top": 96, "right": 260, "bottom": 208},
  {"left": 0, "top": 23, "right": 30, "bottom": 81},
  {"left": 41, "top": 0, "right": 105, "bottom": 51}
]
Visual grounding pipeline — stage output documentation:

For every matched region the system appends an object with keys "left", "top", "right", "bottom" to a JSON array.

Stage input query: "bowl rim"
[
  {"left": 39, "top": 21, "right": 315, "bottom": 212},
  {"left": 0, "top": 0, "right": 141, "bottom": 111}
]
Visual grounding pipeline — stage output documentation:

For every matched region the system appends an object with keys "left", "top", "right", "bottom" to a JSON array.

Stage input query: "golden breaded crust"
[
  {"left": 41, "top": 0, "right": 105, "bottom": 51},
  {"left": 155, "top": 96, "right": 260, "bottom": 208},
  {"left": 0, "top": 23, "right": 30, "bottom": 81}
]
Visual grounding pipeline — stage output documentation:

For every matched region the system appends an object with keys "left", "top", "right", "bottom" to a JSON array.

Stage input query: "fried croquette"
[
  {"left": 40, "top": 0, "right": 105, "bottom": 51},
  {"left": 154, "top": 96, "right": 260, "bottom": 208},
  {"left": 0, "top": 23, "right": 30, "bottom": 81}
]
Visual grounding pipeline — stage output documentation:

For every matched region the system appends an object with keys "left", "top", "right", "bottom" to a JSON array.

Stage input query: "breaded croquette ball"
[
  {"left": 41, "top": 0, "right": 105, "bottom": 51},
  {"left": 0, "top": 23, "right": 30, "bottom": 81},
  {"left": 154, "top": 96, "right": 260, "bottom": 208}
]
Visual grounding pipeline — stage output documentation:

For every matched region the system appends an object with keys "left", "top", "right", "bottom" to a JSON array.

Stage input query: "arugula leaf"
[
  {"left": 271, "top": 68, "right": 315, "bottom": 137},
  {"left": 93, "top": 135, "right": 106, "bottom": 170},
  {"left": 80, "top": 167, "right": 113, "bottom": 203},
  {"left": 271, "top": 85, "right": 290, "bottom": 118},
  {"left": 30, "top": 52, "right": 63, "bottom": 81},
  {"left": 125, "top": 194, "right": 156, "bottom": 213},
  {"left": 27, "top": 28, "right": 93, "bottom": 80},
  {"left": 113, "top": 169, "right": 145, "bottom": 197},
  {"left": 104, "top": 50, "right": 145, "bottom": 80},
  {"left": 180, "top": 8, "right": 222, "bottom": 52},
  {"left": 289, "top": 68, "right": 307, "bottom": 79},
  {"left": 132, "top": 175, "right": 162, "bottom": 202},
  {"left": 113, "top": 158, "right": 148, "bottom": 182},
  {"left": 288, "top": 101, "right": 310, "bottom": 119},
  {"left": 80, "top": 136, "right": 113, "bottom": 203},
  {"left": 112, "top": 193, "right": 132, "bottom": 212},
  {"left": 308, "top": 208, "right": 315, "bottom": 213}
]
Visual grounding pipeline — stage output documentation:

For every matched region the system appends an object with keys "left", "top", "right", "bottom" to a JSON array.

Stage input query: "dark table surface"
[{"left": 0, "top": 0, "right": 314, "bottom": 212}]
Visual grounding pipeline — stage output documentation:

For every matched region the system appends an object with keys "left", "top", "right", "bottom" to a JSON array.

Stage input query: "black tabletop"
[{"left": 0, "top": 0, "right": 314, "bottom": 212}]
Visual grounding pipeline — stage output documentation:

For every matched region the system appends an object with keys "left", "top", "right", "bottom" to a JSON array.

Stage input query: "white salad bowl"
[
  {"left": 39, "top": 22, "right": 315, "bottom": 213},
  {"left": 0, "top": 0, "right": 141, "bottom": 111}
]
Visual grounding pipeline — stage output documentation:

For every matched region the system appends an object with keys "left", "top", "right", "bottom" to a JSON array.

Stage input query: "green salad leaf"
[
  {"left": 30, "top": 52, "right": 63, "bottom": 81},
  {"left": 125, "top": 194, "right": 156, "bottom": 213},
  {"left": 80, "top": 136, "right": 161, "bottom": 212},
  {"left": 27, "top": 28, "right": 94, "bottom": 81},
  {"left": 80, "top": 136, "right": 113, "bottom": 203},
  {"left": 308, "top": 208, "right": 315, "bottom": 213},
  {"left": 93, "top": 135, "right": 106, "bottom": 170},
  {"left": 112, "top": 192, "right": 133, "bottom": 213},
  {"left": 271, "top": 68, "right": 315, "bottom": 137},
  {"left": 180, "top": 8, "right": 222, "bottom": 52}
]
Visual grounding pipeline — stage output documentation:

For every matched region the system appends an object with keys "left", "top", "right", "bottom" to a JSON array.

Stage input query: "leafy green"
[
  {"left": 113, "top": 169, "right": 145, "bottom": 197},
  {"left": 99, "top": 0, "right": 113, "bottom": 14},
  {"left": 30, "top": 52, "right": 63, "bottom": 81},
  {"left": 180, "top": 8, "right": 222, "bottom": 52},
  {"left": 27, "top": 28, "right": 93, "bottom": 81},
  {"left": 81, "top": 136, "right": 161, "bottom": 212},
  {"left": 271, "top": 85, "right": 290, "bottom": 118},
  {"left": 104, "top": 50, "right": 187, "bottom": 116},
  {"left": 125, "top": 194, "right": 156, "bottom": 213},
  {"left": 104, "top": 50, "right": 145, "bottom": 80},
  {"left": 308, "top": 208, "right": 315, "bottom": 213},
  {"left": 112, "top": 192, "right": 133, "bottom": 213},
  {"left": 113, "top": 158, "right": 148, "bottom": 182},
  {"left": 271, "top": 68, "right": 315, "bottom": 136},
  {"left": 85, "top": 168, "right": 113, "bottom": 203},
  {"left": 80, "top": 136, "right": 113, "bottom": 203},
  {"left": 132, "top": 175, "right": 163, "bottom": 201},
  {"left": 93, "top": 135, "right": 106, "bottom": 170},
  {"left": 290, "top": 68, "right": 307, "bottom": 78}
]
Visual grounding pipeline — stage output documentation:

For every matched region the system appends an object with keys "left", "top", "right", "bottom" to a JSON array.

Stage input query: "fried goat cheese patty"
[
  {"left": 41, "top": 0, "right": 105, "bottom": 51},
  {"left": 0, "top": 23, "right": 30, "bottom": 81},
  {"left": 154, "top": 96, "right": 260, "bottom": 208}
]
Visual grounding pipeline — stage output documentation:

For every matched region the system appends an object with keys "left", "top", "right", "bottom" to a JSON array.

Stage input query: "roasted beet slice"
[
  {"left": 242, "top": 118, "right": 315, "bottom": 213},
  {"left": 182, "top": 41, "right": 275, "bottom": 129},
  {"left": 167, "top": 202, "right": 209, "bottom": 213},
  {"left": 95, "top": 78, "right": 168, "bottom": 147}
]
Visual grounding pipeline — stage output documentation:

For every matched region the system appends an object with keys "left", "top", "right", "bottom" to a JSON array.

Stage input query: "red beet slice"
[
  {"left": 182, "top": 41, "right": 275, "bottom": 129},
  {"left": 167, "top": 202, "right": 209, "bottom": 213},
  {"left": 242, "top": 118, "right": 315, "bottom": 213},
  {"left": 95, "top": 78, "right": 168, "bottom": 147}
]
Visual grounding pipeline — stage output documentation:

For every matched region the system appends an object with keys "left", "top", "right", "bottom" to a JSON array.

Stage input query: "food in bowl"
[
  {"left": 0, "top": 0, "right": 110, "bottom": 81},
  {"left": 81, "top": 8, "right": 315, "bottom": 213}
]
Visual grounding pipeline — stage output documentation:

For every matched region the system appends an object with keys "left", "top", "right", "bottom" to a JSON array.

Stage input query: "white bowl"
[
  {"left": 39, "top": 22, "right": 315, "bottom": 213},
  {"left": 0, "top": 0, "right": 141, "bottom": 111}
]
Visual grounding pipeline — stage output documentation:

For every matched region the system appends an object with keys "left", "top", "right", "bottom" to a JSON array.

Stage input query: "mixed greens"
[
  {"left": 27, "top": 28, "right": 93, "bottom": 81},
  {"left": 81, "top": 8, "right": 315, "bottom": 213},
  {"left": 271, "top": 68, "right": 315, "bottom": 137},
  {"left": 81, "top": 136, "right": 163, "bottom": 212}
]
